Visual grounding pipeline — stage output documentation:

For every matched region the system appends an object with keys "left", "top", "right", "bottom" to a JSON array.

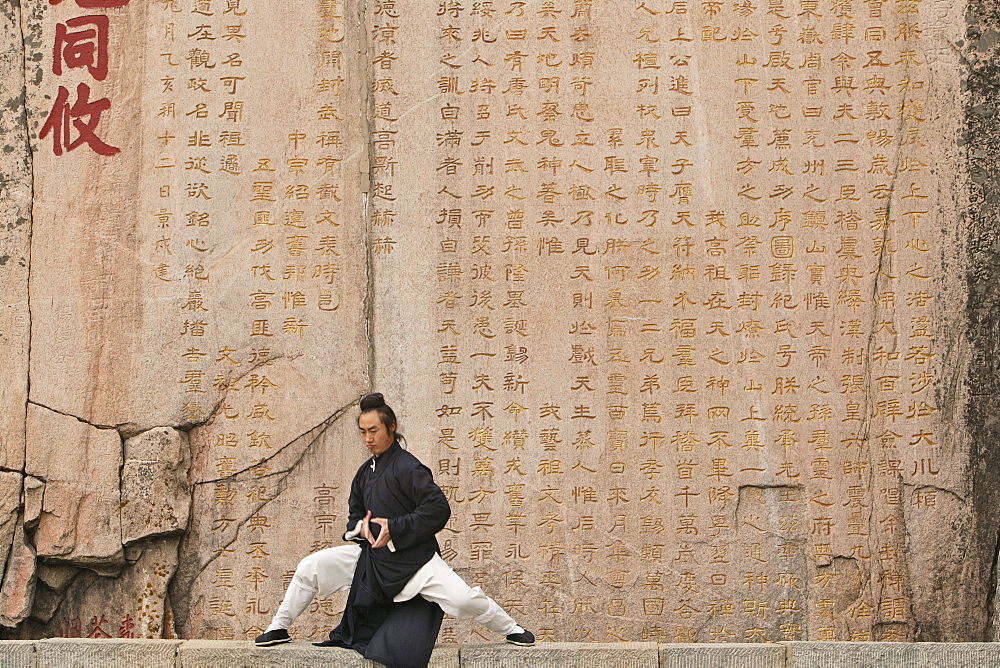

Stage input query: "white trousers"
[{"left": 266, "top": 545, "right": 519, "bottom": 636}]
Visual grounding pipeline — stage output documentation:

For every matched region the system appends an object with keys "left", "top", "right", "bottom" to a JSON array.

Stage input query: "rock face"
[
  {"left": 0, "top": 0, "right": 31, "bottom": 478},
  {"left": 0, "top": 473, "right": 23, "bottom": 580},
  {"left": 0, "top": 0, "right": 999, "bottom": 648},
  {"left": 25, "top": 404, "right": 124, "bottom": 571},
  {"left": 121, "top": 427, "right": 191, "bottom": 545},
  {"left": 0, "top": 517, "right": 37, "bottom": 627}
]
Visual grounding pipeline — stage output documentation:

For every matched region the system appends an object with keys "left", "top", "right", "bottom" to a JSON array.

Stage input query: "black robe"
[{"left": 322, "top": 441, "right": 452, "bottom": 668}]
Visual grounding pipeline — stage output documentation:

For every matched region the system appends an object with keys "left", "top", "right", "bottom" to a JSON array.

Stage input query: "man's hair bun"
[
  {"left": 358, "top": 392, "right": 401, "bottom": 443},
  {"left": 360, "top": 392, "right": 386, "bottom": 411}
]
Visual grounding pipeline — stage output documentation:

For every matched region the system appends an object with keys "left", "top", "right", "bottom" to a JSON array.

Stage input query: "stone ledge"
[
  {"left": 460, "top": 641, "right": 659, "bottom": 667},
  {"left": 660, "top": 643, "right": 785, "bottom": 667},
  {"left": 34, "top": 639, "right": 181, "bottom": 668},
  {"left": 0, "top": 641, "right": 34, "bottom": 668},
  {"left": 786, "top": 641, "right": 1000, "bottom": 667},
  {"left": 3, "top": 640, "right": 1000, "bottom": 667},
  {"left": 177, "top": 640, "right": 459, "bottom": 668}
]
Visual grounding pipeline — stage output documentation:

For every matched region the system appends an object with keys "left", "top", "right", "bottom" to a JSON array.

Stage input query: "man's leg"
[
  {"left": 261, "top": 545, "right": 360, "bottom": 636},
  {"left": 416, "top": 556, "right": 531, "bottom": 643}
]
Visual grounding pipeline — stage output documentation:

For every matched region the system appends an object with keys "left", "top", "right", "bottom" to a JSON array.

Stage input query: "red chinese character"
[
  {"left": 54, "top": 15, "right": 109, "bottom": 81},
  {"left": 39, "top": 83, "right": 120, "bottom": 156},
  {"left": 49, "top": 0, "right": 130, "bottom": 7},
  {"left": 118, "top": 614, "right": 136, "bottom": 638},
  {"left": 60, "top": 617, "right": 83, "bottom": 637},
  {"left": 86, "top": 615, "right": 112, "bottom": 638}
]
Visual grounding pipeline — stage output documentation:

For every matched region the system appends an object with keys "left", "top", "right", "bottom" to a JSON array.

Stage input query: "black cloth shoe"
[
  {"left": 312, "top": 639, "right": 338, "bottom": 647},
  {"left": 505, "top": 629, "right": 535, "bottom": 646},
  {"left": 255, "top": 628, "right": 291, "bottom": 646}
]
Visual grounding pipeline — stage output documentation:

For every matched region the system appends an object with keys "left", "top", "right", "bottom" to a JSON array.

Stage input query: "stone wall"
[
  {"left": 5, "top": 640, "right": 1000, "bottom": 667},
  {"left": 1, "top": 0, "right": 998, "bottom": 645}
]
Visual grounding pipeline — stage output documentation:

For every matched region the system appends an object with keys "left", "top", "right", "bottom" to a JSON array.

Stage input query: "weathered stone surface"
[
  {"left": 24, "top": 0, "right": 371, "bottom": 428},
  {"left": 121, "top": 427, "right": 190, "bottom": 545},
  {"left": 177, "top": 641, "right": 375, "bottom": 668},
  {"left": 0, "top": 472, "right": 23, "bottom": 578},
  {"left": 24, "top": 403, "right": 123, "bottom": 570},
  {"left": 0, "top": 0, "right": 32, "bottom": 475},
  {"left": 962, "top": 0, "right": 1000, "bottom": 644},
  {"left": 786, "top": 642, "right": 1000, "bottom": 667},
  {"left": 367, "top": 0, "right": 973, "bottom": 643},
  {"left": 18, "top": 537, "right": 180, "bottom": 639},
  {"left": 0, "top": 516, "right": 37, "bottom": 627},
  {"left": 22, "top": 476, "right": 44, "bottom": 527},
  {"left": 23, "top": 584, "right": 61, "bottom": 626},
  {"left": 177, "top": 640, "right": 459, "bottom": 667},
  {"left": 23, "top": 0, "right": 162, "bottom": 432},
  {"left": 11, "top": 641, "right": 1000, "bottom": 667},
  {"left": 35, "top": 639, "right": 179, "bottom": 668},
  {"left": 0, "top": 641, "right": 35, "bottom": 668},
  {"left": 430, "top": 646, "right": 462, "bottom": 668},
  {"left": 660, "top": 643, "right": 785, "bottom": 667},
  {"left": 12, "top": 0, "right": 372, "bottom": 639},
  {"left": 460, "top": 642, "right": 659, "bottom": 667},
  {"left": 34, "top": 563, "right": 77, "bottom": 593}
]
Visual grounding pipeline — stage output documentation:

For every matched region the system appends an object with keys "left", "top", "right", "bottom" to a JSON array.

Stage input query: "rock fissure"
[
  {"left": 360, "top": 0, "right": 376, "bottom": 394},
  {"left": 26, "top": 401, "right": 117, "bottom": 431},
  {"left": 174, "top": 397, "right": 362, "bottom": 625},
  {"left": 847, "top": 85, "right": 913, "bottom": 636},
  {"left": 171, "top": 537, "right": 238, "bottom": 617},
  {"left": 116, "top": 425, "right": 125, "bottom": 556},
  {"left": 11, "top": 0, "right": 32, "bottom": 485},
  {"left": 193, "top": 396, "right": 358, "bottom": 486},
  {"left": 986, "top": 526, "right": 1000, "bottom": 639},
  {"left": 0, "top": 510, "right": 31, "bottom": 629},
  {"left": 0, "top": 509, "right": 20, "bottom": 591},
  {"left": 0, "top": 0, "right": 35, "bottom": 630},
  {"left": 169, "top": 353, "right": 295, "bottom": 438},
  {"left": 965, "top": 0, "right": 1000, "bottom": 641}
]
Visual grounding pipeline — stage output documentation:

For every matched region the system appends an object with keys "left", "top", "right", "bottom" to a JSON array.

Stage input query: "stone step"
[{"left": 2, "top": 640, "right": 1000, "bottom": 667}]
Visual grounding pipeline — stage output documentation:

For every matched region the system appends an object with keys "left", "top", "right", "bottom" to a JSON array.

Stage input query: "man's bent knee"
[
  {"left": 429, "top": 585, "right": 490, "bottom": 620},
  {"left": 292, "top": 544, "right": 360, "bottom": 595}
]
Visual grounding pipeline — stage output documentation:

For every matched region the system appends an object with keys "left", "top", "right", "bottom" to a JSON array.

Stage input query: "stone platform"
[{"left": 2, "top": 640, "right": 1000, "bottom": 667}]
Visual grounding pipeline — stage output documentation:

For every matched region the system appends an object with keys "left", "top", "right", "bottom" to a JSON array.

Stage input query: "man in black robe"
[{"left": 254, "top": 393, "right": 534, "bottom": 667}]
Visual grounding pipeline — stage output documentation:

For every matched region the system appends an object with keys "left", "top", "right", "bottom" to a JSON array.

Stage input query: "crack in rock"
[
  {"left": 193, "top": 396, "right": 358, "bottom": 486},
  {"left": 26, "top": 401, "right": 118, "bottom": 431}
]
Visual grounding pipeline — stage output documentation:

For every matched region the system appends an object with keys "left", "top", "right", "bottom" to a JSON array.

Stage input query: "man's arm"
[
  {"left": 343, "top": 465, "right": 367, "bottom": 543},
  {"left": 385, "top": 462, "right": 451, "bottom": 552}
]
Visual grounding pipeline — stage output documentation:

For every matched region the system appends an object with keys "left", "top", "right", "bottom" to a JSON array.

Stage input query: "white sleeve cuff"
[
  {"left": 344, "top": 520, "right": 395, "bottom": 551},
  {"left": 344, "top": 520, "right": 363, "bottom": 541}
]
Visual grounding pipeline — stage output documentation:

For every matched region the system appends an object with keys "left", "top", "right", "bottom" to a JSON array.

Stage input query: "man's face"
[{"left": 359, "top": 412, "right": 394, "bottom": 456}]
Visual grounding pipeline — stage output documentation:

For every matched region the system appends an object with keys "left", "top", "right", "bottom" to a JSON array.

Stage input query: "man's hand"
[
  {"left": 360, "top": 510, "right": 374, "bottom": 544},
  {"left": 369, "top": 517, "right": 391, "bottom": 549}
]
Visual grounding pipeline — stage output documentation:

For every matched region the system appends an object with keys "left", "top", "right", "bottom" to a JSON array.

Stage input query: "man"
[{"left": 254, "top": 393, "right": 534, "bottom": 666}]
